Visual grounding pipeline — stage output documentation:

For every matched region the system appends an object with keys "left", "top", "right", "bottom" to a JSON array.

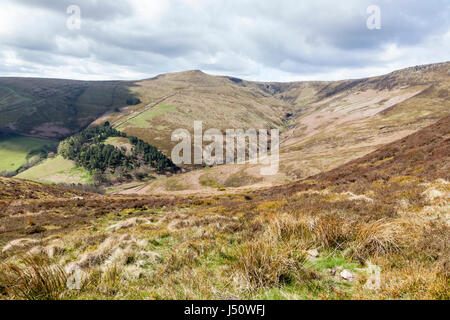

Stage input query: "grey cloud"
[
  {"left": 1, "top": 0, "right": 449, "bottom": 81},
  {"left": 12, "top": 0, "right": 133, "bottom": 21}
]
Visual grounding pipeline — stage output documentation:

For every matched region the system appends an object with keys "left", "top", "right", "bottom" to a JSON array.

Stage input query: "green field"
[
  {"left": 16, "top": 155, "right": 92, "bottom": 184},
  {"left": 0, "top": 135, "right": 57, "bottom": 172},
  {"left": 119, "top": 104, "right": 177, "bottom": 128}
]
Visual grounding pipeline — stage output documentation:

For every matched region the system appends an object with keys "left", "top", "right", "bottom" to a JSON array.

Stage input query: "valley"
[
  {"left": 3, "top": 62, "right": 448, "bottom": 195},
  {"left": 103, "top": 62, "right": 450, "bottom": 194},
  {"left": 0, "top": 116, "right": 448, "bottom": 299},
  {"left": 0, "top": 62, "right": 448, "bottom": 300}
]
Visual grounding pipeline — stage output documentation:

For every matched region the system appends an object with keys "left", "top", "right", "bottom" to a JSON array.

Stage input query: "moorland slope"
[{"left": 0, "top": 116, "right": 448, "bottom": 300}]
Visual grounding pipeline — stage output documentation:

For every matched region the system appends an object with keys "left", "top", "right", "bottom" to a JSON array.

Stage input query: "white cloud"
[{"left": 0, "top": 0, "right": 449, "bottom": 81}]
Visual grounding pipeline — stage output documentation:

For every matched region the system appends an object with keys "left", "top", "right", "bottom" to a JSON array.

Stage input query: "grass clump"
[
  {"left": 0, "top": 255, "right": 68, "bottom": 300},
  {"left": 233, "top": 237, "right": 312, "bottom": 289},
  {"left": 313, "top": 214, "right": 351, "bottom": 250},
  {"left": 350, "top": 219, "right": 403, "bottom": 260}
]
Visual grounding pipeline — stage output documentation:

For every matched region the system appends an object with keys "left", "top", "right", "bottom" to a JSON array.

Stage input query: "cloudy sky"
[{"left": 0, "top": 0, "right": 449, "bottom": 81}]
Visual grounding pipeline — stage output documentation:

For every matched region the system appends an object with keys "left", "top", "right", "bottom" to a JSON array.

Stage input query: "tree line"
[{"left": 58, "top": 123, "right": 179, "bottom": 177}]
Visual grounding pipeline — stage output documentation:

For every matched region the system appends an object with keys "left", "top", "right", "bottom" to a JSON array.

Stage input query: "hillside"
[
  {"left": 15, "top": 155, "right": 93, "bottom": 185},
  {"left": 92, "top": 70, "right": 297, "bottom": 156},
  {"left": 0, "top": 118, "right": 448, "bottom": 300},
  {"left": 0, "top": 78, "right": 139, "bottom": 139},
  {"left": 116, "top": 62, "right": 450, "bottom": 194},
  {"left": 1, "top": 62, "right": 449, "bottom": 194},
  {"left": 16, "top": 124, "right": 179, "bottom": 186},
  {"left": 0, "top": 176, "right": 88, "bottom": 201},
  {"left": 264, "top": 114, "right": 450, "bottom": 197},
  {"left": 315, "top": 115, "right": 450, "bottom": 185}
]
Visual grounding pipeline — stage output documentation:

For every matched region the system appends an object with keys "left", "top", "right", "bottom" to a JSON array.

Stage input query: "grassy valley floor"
[
  {"left": 16, "top": 155, "right": 92, "bottom": 185},
  {"left": 0, "top": 135, "right": 57, "bottom": 172}
]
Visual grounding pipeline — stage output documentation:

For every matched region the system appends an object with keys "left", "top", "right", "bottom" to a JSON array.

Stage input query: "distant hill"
[
  {"left": 279, "top": 61, "right": 450, "bottom": 179},
  {"left": 0, "top": 116, "right": 448, "bottom": 301},
  {"left": 117, "top": 62, "right": 450, "bottom": 194},
  {"left": 0, "top": 78, "right": 139, "bottom": 139},
  {"left": 256, "top": 113, "right": 449, "bottom": 199},
  {"left": 315, "top": 115, "right": 450, "bottom": 185},
  {"left": 1, "top": 62, "right": 449, "bottom": 192},
  {"left": 92, "top": 70, "right": 296, "bottom": 156}
]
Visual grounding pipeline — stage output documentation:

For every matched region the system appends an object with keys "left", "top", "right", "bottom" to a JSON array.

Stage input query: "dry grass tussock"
[
  {"left": 312, "top": 213, "right": 352, "bottom": 250},
  {"left": 233, "top": 238, "right": 311, "bottom": 289},
  {"left": 375, "top": 261, "right": 449, "bottom": 300},
  {"left": 350, "top": 219, "right": 404, "bottom": 261},
  {"left": 0, "top": 255, "right": 68, "bottom": 300},
  {"left": 230, "top": 214, "right": 321, "bottom": 291}
]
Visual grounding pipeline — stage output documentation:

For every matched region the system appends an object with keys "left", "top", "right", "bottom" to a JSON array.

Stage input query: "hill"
[
  {"left": 265, "top": 114, "right": 450, "bottom": 197},
  {"left": 1, "top": 62, "right": 449, "bottom": 193},
  {"left": 0, "top": 176, "right": 88, "bottom": 201},
  {"left": 0, "top": 135, "right": 57, "bottom": 173},
  {"left": 0, "top": 78, "right": 139, "bottom": 139},
  {"left": 115, "top": 62, "right": 450, "bottom": 194},
  {"left": 0, "top": 116, "right": 448, "bottom": 300},
  {"left": 92, "top": 70, "right": 296, "bottom": 156},
  {"left": 315, "top": 115, "right": 450, "bottom": 185},
  {"left": 279, "top": 62, "right": 450, "bottom": 178}
]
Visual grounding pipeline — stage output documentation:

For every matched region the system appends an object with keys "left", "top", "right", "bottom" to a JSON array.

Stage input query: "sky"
[{"left": 0, "top": 0, "right": 449, "bottom": 82}]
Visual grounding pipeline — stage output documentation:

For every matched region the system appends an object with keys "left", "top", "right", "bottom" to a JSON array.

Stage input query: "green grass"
[
  {"left": 252, "top": 252, "right": 361, "bottom": 300},
  {"left": 307, "top": 252, "right": 360, "bottom": 272},
  {"left": 121, "top": 104, "right": 177, "bottom": 128},
  {"left": 0, "top": 135, "right": 57, "bottom": 172},
  {"left": 16, "top": 155, "right": 92, "bottom": 184}
]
